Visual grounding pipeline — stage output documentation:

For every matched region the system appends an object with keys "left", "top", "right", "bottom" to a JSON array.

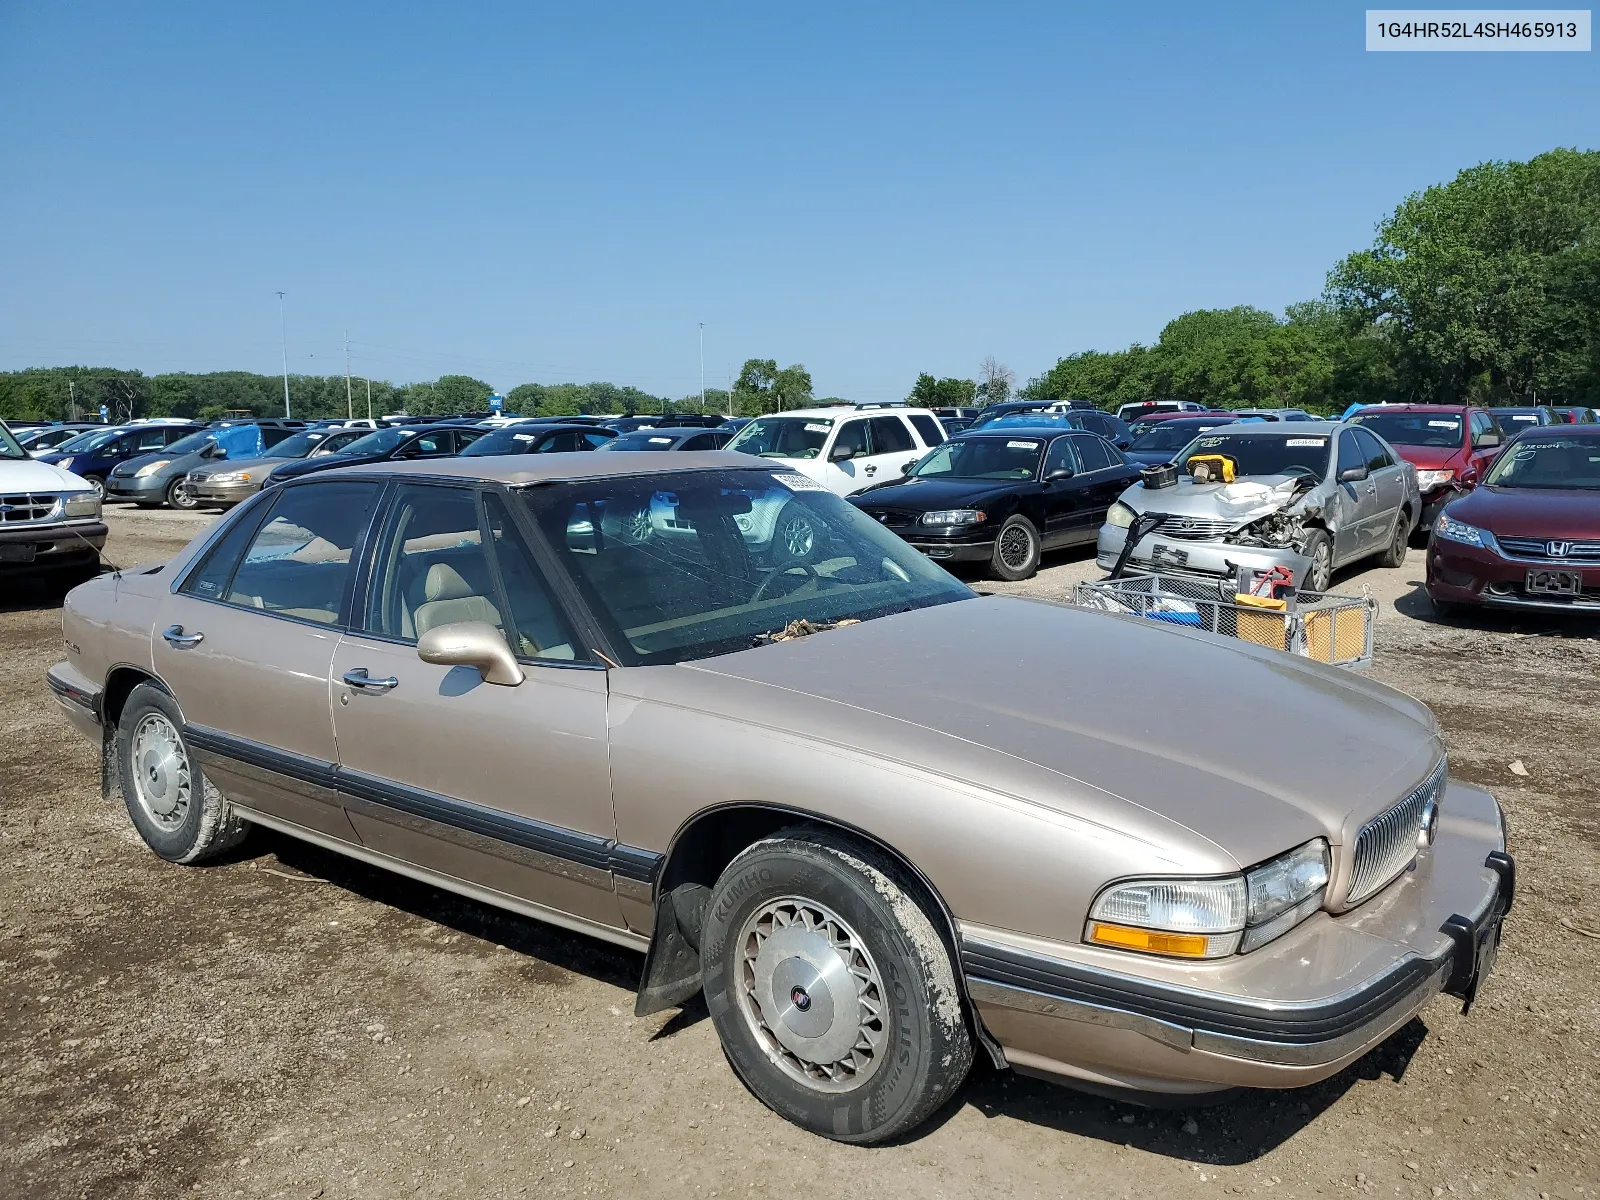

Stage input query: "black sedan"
[
  {"left": 461, "top": 424, "right": 617, "bottom": 457},
  {"left": 598, "top": 427, "right": 733, "bottom": 452},
  {"left": 266, "top": 422, "right": 486, "bottom": 485},
  {"left": 1121, "top": 414, "right": 1242, "bottom": 467},
  {"left": 848, "top": 425, "right": 1140, "bottom": 580}
]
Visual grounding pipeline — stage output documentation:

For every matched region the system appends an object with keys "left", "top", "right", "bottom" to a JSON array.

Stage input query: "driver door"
[
  {"left": 820, "top": 418, "right": 874, "bottom": 494},
  {"left": 1331, "top": 430, "right": 1371, "bottom": 563}
]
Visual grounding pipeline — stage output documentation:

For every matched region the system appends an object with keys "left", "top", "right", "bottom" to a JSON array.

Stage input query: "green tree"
[
  {"left": 772, "top": 364, "right": 814, "bottom": 411},
  {"left": 731, "top": 359, "right": 778, "bottom": 415},
  {"left": 906, "top": 373, "right": 977, "bottom": 407}
]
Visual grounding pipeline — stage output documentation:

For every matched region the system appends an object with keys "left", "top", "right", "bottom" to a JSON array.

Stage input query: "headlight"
[
  {"left": 207, "top": 471, "right": 249, "bottom": 483},
  {"left": 62, "top": 491, "right": 101, "bottom": 519},
  {"left": 1435, "top": 512, "right": 1495, "bottom": 550},
  {"left": 1415, "top": 469, "right": 1455, "bottom": 491},
  {"left": 55, "top": 456, "right": 74, "bottom": 470},
  {"left": 133, "top": 459, "right": 171, "bottom": 477},
  {"left": 1106, "top": 500, "right": 1138, "bottom": 529},
  {"left": 1087, "top": 838, "right": 1330, "bottom": 960},
  {"left": 1241, "top": 839, "right": 1329, "bottom": 952},
  {"left": 919, "top": 508, "right": 986, "bottom": 527}
]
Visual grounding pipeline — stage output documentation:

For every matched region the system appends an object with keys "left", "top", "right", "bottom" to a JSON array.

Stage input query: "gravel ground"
[{"left": 2, "top": 504, "right": 1597, "bottom": 1200}]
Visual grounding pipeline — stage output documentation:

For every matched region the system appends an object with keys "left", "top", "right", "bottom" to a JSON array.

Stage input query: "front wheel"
[
  {"left": 81, "top": 475, "right": 106, "bottom": 501},
  {"left": 989, "top": 514, "right": 1040, "bottom": 581},
  {"left": 1299, "top": 529, "right": 1333, "bottom": 593},
  {"left": 166, "top": 477, "right": 200, "bottom": 510},
  {"left": 700, "top": 830, "right": 973, "bottom": 1144}
]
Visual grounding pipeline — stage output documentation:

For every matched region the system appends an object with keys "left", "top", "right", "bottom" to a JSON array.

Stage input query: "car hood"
[
  {"left": 272, "top": 452, "right": 386, "bottom": 478},
  {"left": 1449, "top": 485, "right": 1600, "bottom": 538},
  {"left": 112, "top": 450, "right": 209, "bottom": 478},
  {"left": 188, "top": 455, "right": 284, "bottom": 478},
  {"left": 1117, "top": 473, "right": 1318, "bottom": 525},
  {"left": 1388, "top": 445, "right": 1464, "bottom": 470},
  {"left": 0, "top": 455, "right": 97, "bottom": 493},
  {"left": 678, "top": 595, "right": 1439, "bottom": 869},
  {"left": 851, "top": 476, "right": 1023, "bottom": 509}
]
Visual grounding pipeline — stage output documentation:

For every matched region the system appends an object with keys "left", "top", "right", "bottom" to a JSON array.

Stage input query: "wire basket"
[{"left": 1071, "top": 573, "right": 1377, "bottom": 668}]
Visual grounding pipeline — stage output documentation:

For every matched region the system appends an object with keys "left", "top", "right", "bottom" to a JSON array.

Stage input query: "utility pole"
[
  {"left": 67, "top": 381, "right": 77, "bottom": 420},
  {"left": 365, "top": 377, "right": 372, "bottom": 420},
  {"left": 698, "top": 323, "right": 706, "bottom": 414},
  {"left": 276, "top": 292, "right": 291, "bottom": 418},
  {"left": 344, "top": 330, "right": 353, "bottom": 420}
]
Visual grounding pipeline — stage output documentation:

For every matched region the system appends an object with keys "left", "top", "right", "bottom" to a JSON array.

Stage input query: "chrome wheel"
[
  {"left": 997, "top": 523, "right": 1034, "bottom": 572},
  {"left": 779, "top": 512, "right": 815, "bottom": 559},
  {"left": 1307, "top": 541, "right": 1332, "bottom": 591},
  {"left": 130, "top": 712, "right": 190, "bottom": 830},
  {"left": 736, "top": 897, "right": 886, "bottom": 1094},
  {"left": 167, "top": 479, "right": 199, "bottom": 510}
]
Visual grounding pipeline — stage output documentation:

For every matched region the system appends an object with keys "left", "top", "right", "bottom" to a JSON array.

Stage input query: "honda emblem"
[{"left": 1547, "top": 541, "right": 1571, "bottom": 558}]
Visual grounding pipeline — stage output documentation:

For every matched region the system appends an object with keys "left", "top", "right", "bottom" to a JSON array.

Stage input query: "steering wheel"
[
  {"left": 752, "top": 563, "right": 820, "bottom": 603},
  {"left": 1282, "top": 464, "right": 1319, "bottom": 480}
]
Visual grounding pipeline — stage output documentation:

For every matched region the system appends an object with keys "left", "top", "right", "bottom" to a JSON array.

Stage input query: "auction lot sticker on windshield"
[
  {"left": 1366, "top": 10, "right": 1590, "bottom": 51},
  {"left": 1429, "top": 420, "right": 1460, "bottom": 427},
  {"left": 1287, "top": 438, "right": 1328, "bottom": 447},
  {"left": 1006, "top": 440, "right": 1040, "bottom": 449},
  {"left": 804, "top": 422, "right": 832, "bottom": 433},
  {"left": 774, "top": 472, "right": 829, "bottom": 492}
]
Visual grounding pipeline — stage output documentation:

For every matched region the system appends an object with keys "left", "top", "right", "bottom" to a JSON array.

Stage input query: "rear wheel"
[
  {"left": 989, "top": 515, "right": 1040, "bottom": 581},
  {"left": 116, "top": 683, "right": 249, "bottom": 864},
  {"left": 1377, "top": 512, "right": 1409, "bottom": 568},
  {"left": 700, "top": 830, "right": 973, "bottom": 1144}
]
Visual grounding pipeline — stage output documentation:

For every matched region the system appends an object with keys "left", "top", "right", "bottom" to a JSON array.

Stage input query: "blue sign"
[
  {"left": 489, "top": 392, "right": 504, "bottom": 414},
  {"left": 99, "top": 404, "right": 109, "bottom": 422}
]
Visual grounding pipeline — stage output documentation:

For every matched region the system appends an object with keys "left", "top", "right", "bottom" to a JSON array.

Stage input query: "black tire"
[
  {"left": 166, "top": 477, "right": 200, "bottom": 510},
  {"left": 1299, "top": 529, "right": 1333, "bottom": 593},
  {"left": 81, "top": 474, "right": 106, "bottom": 501},
  {"left": 1377, "top": 512, "right": 1409, "bottom": 568},
  {"left": 989, "top": 514, "right": 1040, "bottom": 581},
  {"left": 700, "top": 829, "right": 973, "bottom": 1144},
  {"left": 116, "top": 682, "right": 249, "bottom": 864}
]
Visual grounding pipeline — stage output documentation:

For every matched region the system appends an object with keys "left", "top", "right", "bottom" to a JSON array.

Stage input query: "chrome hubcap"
[
  {"left": 1309, "top": 543, "right": 1331, "bottom": 590},
  {"left": 780, "top": 515, "right": 815, "bottom": 558},
  {"left": 998, "top": 525, "right": 1033, "bottom": 570},
  {"left": 131, "top": 713, "right": 190, "bottom": 829},
  {"left": 737, "top": 898, "right": 886, "bottom": 1093}
]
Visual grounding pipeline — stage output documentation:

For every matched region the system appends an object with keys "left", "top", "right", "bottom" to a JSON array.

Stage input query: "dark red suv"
[{"left": 1349, "top": 405, "right": 1505, "bottom": 542}]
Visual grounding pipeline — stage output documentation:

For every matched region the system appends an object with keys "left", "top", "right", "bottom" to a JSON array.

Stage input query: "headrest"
[{"left": 424, "top": 563, "right": 474, "bottom": 602}]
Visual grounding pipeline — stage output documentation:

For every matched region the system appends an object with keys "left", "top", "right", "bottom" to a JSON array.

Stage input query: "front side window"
[
  {"left": 1042, "top": 437, "right": 1079, "bottom": 477},
  {"left": 831, "top": 420, "right": 871, "bottom": 459},
  {"left": 1336, "top": 431, "right": 1364, "bottom": 476},
  {"left": 1353, "top": 427, "right": 1393, "bottom": 471},
  {"left": 522, "top": 469, "right": 973, "bottom": 665},
  {"left": 724, "top": 416, "right": 832, "bottom": 460},
  {"left": 220, "top": 482, "right": 380, "bottom": 625}
]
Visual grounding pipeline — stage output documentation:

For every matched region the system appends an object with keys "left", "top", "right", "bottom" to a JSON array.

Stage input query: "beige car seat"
[{"left": 413, "top": 563, "right": 503, "bottom": 637}]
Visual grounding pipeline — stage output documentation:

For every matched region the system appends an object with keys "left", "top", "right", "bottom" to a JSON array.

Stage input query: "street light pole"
[
  {"left": 276, "top": 292, "right": 291, "bottom": 418},
  {"left": 698, "top": 322, "right": 706, "bottom": 414},
  {"left": 344, "top": 330, "right": 353, "bottom": 420}
]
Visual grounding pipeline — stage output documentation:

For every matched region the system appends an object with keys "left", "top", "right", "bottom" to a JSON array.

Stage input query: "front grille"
[
  {"left": 1149, "top": 514, "right": 1236, "bottom": 540},
  {"left": 0, "top": 494, "right": 62, "bottom": 525},
  {"left": 1497, "top": 536, "right": 1600, "bottom": 561},
  {"left": 862, "top": 509, "right": 916, "bottom": 529},
  {"left": 1347, "top": 758, "right": 1445, "bottom": 905}
]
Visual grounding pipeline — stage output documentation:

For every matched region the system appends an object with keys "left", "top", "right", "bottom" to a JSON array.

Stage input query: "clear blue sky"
[{"left": 1, "top": 1, "right": 1594, "bottom": 402}]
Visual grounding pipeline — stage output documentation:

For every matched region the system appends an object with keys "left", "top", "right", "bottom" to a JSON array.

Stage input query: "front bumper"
[
  {"left": 0, "top": 521, "right": 106, "bottom": 572},
  {"left": 902, "top": 536, "right": 995, "bottom": 563},
  {"left": 963, "top": 778, "right": 1510, "bottom": 1095},
  {"left": 105, "top": 473, "right": 168, "bottom": 501},
  {"left": 1427, "top": 538, "right": 1600, "bottom": 612},
  {"left": 1097, "top": 523, "right": 1312, "bottom": 588}
]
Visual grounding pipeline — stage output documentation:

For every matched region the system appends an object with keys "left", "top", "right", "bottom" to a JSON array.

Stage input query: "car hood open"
[{"left": 681, "top": 595, "right": 1439, "bottom": 868}]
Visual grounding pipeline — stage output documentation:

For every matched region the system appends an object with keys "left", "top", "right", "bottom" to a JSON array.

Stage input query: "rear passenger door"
[
  {"left": 153, "top": 480, "right": 383, "bottom": 842},
  {"left": 1353, "top": 426, "right": 1407, "bottom": 549},
  {"left": 1065, "top": 434, "right": 1129, "bottom": 540},
  {"left": 328, "top": 482, "right": 625, "bottom": 932}
]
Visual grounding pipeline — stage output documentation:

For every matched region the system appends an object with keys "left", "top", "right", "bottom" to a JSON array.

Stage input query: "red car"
[
  {"left": 1350, "top": 405, "right": 1505, "bottom": 543},
  {"left": 1426, "top": 425, "right": 1600, "bottom": 615}
]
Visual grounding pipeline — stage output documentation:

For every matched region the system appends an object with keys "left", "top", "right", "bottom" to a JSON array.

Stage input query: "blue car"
[{"left": 38, "top": 423, "right": 205, "bottom": 499}]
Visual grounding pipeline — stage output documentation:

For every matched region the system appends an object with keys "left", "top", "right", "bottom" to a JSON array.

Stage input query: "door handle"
[
  {"left": 342, "top": 668, "right": 399, "bottom": 693},
  {"left": 161, "top": 625, "right": 204, "bottom": 649},
  {"left": 864, "top": 464, "right": 877, "bottom": 475}
]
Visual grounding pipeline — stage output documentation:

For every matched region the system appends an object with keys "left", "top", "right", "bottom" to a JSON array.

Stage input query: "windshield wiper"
[{"left": 752, "top": 617, "right": 861, "bottom": 646}]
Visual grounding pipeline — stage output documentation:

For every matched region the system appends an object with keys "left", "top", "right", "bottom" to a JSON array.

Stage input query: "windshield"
[
  {"left": 910, "top": 436, "right": 1042, "bottom": 480},
  {"left": 165, "top": 430, "right": 218, "bottom": 455},
  {"left": 1496, "top": 410, "right": 1544, "bottom": 426},
  {"left": 600, "top": 433, "right": 679, "bottom": 452},
  {"left": 1483, "top": 436, "right": 1600, "bottom": 490},
  {"left": 342, "top": 427, "right": 414, "bottom": 456},
  {"left": 460, "top": 429, "right": 534, "bottom": 456},
  {"left": 265, "top": 431, "right": 329, "bottom": 459},
  {"left": 724, "top": 417, "right": 832, "bottom": 460},
  {"left": 1177, "top": 432, "right": 1331, "bottom": 480},
  {"left": 973, "top": 414, "right": 1077, "bottom": 432},
  {"left": 1130, "top": 421, "right": 1231, "bottom": 452},
  {"left": 1351, "top": 412, "right": 1463, "bottom": 447},
  {"left": 521, "top": 468, "right": 973, "bottom": 665},
  {"left": 56, "top": 428, "right": 121, "bottom": 453},
  {"left": 0, "top": 425, "right": 24, "bottom": 460}
]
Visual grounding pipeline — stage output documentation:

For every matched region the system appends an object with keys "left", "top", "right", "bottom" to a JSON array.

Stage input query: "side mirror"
[
  {"left": 1475, "top": 433, "right": 1501, "bottom": 448},
  {"left": 1045, "top": 467, "right": 1074, "bottom": 482},
  {"left": 1338, "top": 464, "right": 1369, "bottom": 483},
  {"left": 828, "top": 443, "right": 856, "bottom": 463},
  {"left": 902, "top": 459, "right": 920, "bottom": 473},
  {"left": 417, "top": 621, "right": 524, "bottom": 687}
]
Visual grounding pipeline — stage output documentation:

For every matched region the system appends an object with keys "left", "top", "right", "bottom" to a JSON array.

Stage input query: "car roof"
[
  {"left": 955, "top": 424, "right": 1075, "bottom": 438},
  {"left": 1355, "top": 404, "right": 1473, "bottom": 413},
  {"left": 308, "top": 449, "right": 770, "bottom": 486},
  {"left": 1506, "top": 423, "right": 1600, "bottom": 438},
  {"left": 739, "top": 407, "right": 912, "bottom": 421},
  {"left": 1193, "top": 423, "right": 1342, "bottom": 436}
]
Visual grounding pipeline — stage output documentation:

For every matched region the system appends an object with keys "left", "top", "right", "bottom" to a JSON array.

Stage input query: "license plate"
[
  {"left": 1526, "top": 568, "right": 1582, "bottom": 595},
  {"left": 1151, "top": 542, "right": 1189, "bottom": 568},
  {"left": 0, "top": 544, "right": 37, "bottom": 563}
]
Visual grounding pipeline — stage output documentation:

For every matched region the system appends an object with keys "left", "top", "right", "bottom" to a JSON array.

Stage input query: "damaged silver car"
[{"left": 1097, "top": 424, "right": 1420, "bottom": 591}]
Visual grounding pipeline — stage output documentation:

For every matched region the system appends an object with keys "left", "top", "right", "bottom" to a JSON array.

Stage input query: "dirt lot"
[{"left": 3, "top": 504, "right": 1597, "bottom": 1200}]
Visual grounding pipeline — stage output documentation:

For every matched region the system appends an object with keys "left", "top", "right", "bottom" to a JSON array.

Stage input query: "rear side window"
[
  {"left": 582, "top": 432, "right": 613, "bottom": 450},
  {"left": 179, "top": 504, "right": 273, "bottom": 601},
  {"left": 869, "top": 417, "right": 915, "bottom": 454},
  {"left": 222, "top": 482, "right": 381, "bottom": 626},
  {"left": 261, "top": 426, "right": 295, "bottom": 448},
  {"left": 907, "top": 413, "right": 944, "bottom": 447}
]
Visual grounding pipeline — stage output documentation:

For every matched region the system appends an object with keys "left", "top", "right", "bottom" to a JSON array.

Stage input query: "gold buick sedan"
[{"left": 48, "top": 452, "right": 1513, "bottom": 1143}]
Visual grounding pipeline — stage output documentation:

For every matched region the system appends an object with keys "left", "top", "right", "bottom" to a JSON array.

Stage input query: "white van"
[{"left": 722, "top": 406, "right": 946, "bottom": 496}]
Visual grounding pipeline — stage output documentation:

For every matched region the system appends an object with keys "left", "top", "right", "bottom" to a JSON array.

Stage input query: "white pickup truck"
[{"left": 0, "top": 422, "right": 106, "bottom": 584}]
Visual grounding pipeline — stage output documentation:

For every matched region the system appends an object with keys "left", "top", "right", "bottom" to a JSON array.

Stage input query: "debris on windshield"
[{"left": 754, "top": 617, "right": 861, "bottom": 645}]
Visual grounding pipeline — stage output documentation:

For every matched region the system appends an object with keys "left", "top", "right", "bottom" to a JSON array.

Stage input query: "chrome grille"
[
  {"left": 0, "top": 494, "right": 62, "bottom": 525},
  {"left": 1149, "top": 514, "right": 1236, "bottom": 540},
  {"left": 861, "top": 509, "right": 916, "bottom": 529},
  {"left": 1347, "top": 758, "right": 1445, "bottom": 905},
  {"left": 1498, "top": 536, "right": 1600, "bottom": 561}
]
